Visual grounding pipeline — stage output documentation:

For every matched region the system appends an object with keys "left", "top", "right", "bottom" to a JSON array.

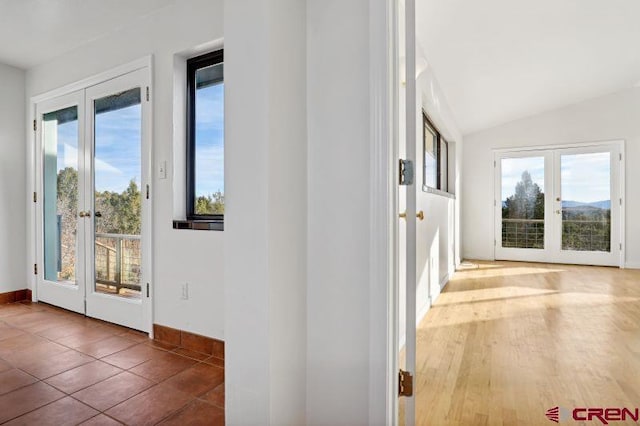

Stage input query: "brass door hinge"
[
  {"left": 33, "top": 120, "right": 37, "bottom": 131},
  {"left": 34, "top": 264, "right": 38, "bottom": 275},
  {"left": 399, "top": 369, "right": 413, "bottom": 397},
  {"left": 33, "top": 192, "right": 37, "bottom": 203},
  {"left": 146, "top": 86, "right": 150, "bottom": 102}
]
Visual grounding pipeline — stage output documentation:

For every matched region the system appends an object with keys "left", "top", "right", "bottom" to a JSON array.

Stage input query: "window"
[
  {"left": 423, "top": 112, "right": 448, "bottom": 192},
  {"left": 186, "top": 49, "right": 224, "bottom": 221}
]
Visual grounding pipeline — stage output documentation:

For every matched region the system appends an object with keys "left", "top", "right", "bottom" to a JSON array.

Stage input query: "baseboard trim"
[
  {"left": 153, "top": 323, "right": 224, "bottom": 360},
  {"left": 625, "top": 262, "right": 640, "bottom": 270},
  {"left": 0, "top": 289, "right": 31, "bottom": 305}
]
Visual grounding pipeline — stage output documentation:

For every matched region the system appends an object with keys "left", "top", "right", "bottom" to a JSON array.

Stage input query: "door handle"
[
  {"left": 79, "top": 211, "right": 86, "bottom": 218},
  {"left": 399, "top": 211, "right": 425, "bottom": 221},
  {"left": 556, "top": 210, "right": 561, "bottom": 214},
  {"left": 94, "top": 211, "right": 102, "bottom": 218}
]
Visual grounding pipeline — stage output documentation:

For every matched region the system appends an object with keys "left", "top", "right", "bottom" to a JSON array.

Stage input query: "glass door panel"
[
  {"left": 93, "top": 88, "right": 142, "bottom": 299},
  {"left": 560, "top": 152, "right": 611, "bottom": 252},
  {"left": 84, "top": 68, "right": 149, "bottom": 332},
  {"left": 37, "top": 91, "right": 86, "bottom": 314},
  {"left": 500, "top": 156, "right": 546, "bottom": 249},
  {"left": 43, "top": 106, "right": 80, "bottom": 285},
  {"left": 494, "top": 150, "right": 552, "bottom": 263}
]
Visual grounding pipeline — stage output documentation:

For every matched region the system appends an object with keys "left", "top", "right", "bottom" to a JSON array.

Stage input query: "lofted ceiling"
[
  {"left": 416, "top": 0, "right": 640, "bottom": 135},
  {"left": 0, "top": 0, "right": 174, "bottom": 69}
]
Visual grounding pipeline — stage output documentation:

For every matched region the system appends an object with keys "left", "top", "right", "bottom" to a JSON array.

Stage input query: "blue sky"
[
  {"left": 195, "top": 83, "right": 224, "bottom": 198},
  {"left": 55, "top": 83, "right": 225, "bottom": 196},
  {"left": 501, "top": 153, "right": 610, "bottom": 203},
  {"left": 57, "top": 105, "right": 141, "bottom": 193},
  {"left": 501, "top": 157, "right": 545, "bottom": 202},
  {"left": 94, "top": 104, "right": 141, "bottom": 193},
  {"left": 560, "top": 152, "right": 609, "bottom": 203}
]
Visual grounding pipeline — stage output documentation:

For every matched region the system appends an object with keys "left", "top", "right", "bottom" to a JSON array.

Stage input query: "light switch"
[{"left": 159, "top": 160, "right": 167, "bottom": 179}]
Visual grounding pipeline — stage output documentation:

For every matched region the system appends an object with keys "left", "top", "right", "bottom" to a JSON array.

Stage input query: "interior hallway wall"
[{"left": 0, "top": 62, "right": 26, "bottom": 294}]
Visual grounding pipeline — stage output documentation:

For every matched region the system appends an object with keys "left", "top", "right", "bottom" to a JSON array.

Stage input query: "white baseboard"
[
  {"left": 461, "top": 254, "right": 495, "bottom": 262},
  {"left": 625, "top": 262, "right": 640, "bottom": 269},
  {"left": 440, "top": 273, "right": 449, "bottom": 289}
]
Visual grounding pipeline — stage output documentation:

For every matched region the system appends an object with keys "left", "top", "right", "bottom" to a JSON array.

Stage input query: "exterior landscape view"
[{"left": 502, "top": 170, "right": 611, "bottom": 252}]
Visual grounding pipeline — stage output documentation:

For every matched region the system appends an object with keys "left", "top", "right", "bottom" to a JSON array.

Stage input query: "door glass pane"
[
  {"left": 93, "top": 88, "right": 142, "bottom": 298},
  {"left": 501, "top": 157, "right": 545, "bottom": 249},
  {"left": 561, "top": 152, "right": 611, "bottom": 252},
  {"left": 43, "top": 106, "right": 79, "bottom": 284}
]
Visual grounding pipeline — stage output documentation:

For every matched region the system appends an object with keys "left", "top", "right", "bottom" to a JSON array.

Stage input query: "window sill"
[
  {"left": 173, "top": 219, "right": 224, "bottom": 231},
  {"left": 422, "top": 185, "right": 456, "bottom": 199}
]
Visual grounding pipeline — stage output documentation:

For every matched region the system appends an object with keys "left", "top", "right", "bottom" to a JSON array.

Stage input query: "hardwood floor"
[{"left": 413, "top": 261, "right": 640, "bottom": 425}]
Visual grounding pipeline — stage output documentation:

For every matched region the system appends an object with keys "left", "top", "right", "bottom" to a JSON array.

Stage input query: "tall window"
[
  {"left": 187, "top": 50, "right": 224, "bottom": 220},
  {"left": 423, "top": 112, "right": 448, "bottom": 192}
]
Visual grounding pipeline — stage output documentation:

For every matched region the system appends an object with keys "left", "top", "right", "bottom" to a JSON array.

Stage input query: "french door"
[
  {"left": 494, "top": 143, "right": 623, "bottom": 267},
  {"left": 35, "top": 69, "right": 151, "bottom": 332}
]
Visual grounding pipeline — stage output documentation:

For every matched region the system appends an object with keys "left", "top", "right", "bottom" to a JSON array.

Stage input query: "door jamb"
[{"left": 369, "top": 0, "right": 398, "bottom": 424}]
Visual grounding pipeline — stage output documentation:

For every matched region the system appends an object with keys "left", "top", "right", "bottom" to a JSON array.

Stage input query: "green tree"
[
  {"left": 502, "top": 171, "right": 544, "bottom": 219},
  {"left": 195, "top": 191, "right": 225, "bottom": 215},
  {"left": 94, "top": 179, "right": 141, "bottom": 234},
  {"left": 57, "top": 167, "right": 79, "bottom": 279}
]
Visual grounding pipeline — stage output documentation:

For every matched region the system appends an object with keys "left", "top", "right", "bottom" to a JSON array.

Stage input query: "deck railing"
[
  {"left": 95, "top": 233, "right": 141, "bottom": 293},
  {"left": 501, "top": 219, "right": 611, "bottom": 252}
]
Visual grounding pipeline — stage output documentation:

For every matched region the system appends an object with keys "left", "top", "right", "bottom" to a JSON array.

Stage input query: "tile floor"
[{"left": 0, "top": 301, "right": 224, "bottom": 425}]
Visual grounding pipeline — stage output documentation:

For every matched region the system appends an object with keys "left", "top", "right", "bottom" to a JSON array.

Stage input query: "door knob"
[
  {"left": 399, "top": 211, "right": 425, "bottom": 221},
  {"left": 556, "top": 210, "right": 561, "bottom": 214},
  {"left": 95, "top": 211, "right": 102, "bottom": 218},
  {"left": 79, "top": 211, "right": 86, "bottom": 218}
]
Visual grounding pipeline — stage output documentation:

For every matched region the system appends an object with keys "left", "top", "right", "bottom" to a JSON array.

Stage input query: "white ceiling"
[
  {"left": 0, "top": 0, "right": 174, "bottom": 69},
  {"left": 416, "top": 0, "right": 640, "bottom": 135}
]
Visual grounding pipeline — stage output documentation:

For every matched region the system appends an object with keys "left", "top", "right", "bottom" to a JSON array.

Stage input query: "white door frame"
[
  {"left": 369, "top": 0, "right": 399, "bottom": 424},
  {"left": 493, "top": 140, "right": 625, "bottom": 268},
  {"left": 29, "top": 57, "right": 154, "bottom": 333}
]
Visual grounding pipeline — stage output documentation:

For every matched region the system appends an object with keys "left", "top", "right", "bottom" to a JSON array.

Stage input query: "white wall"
[
  {"left": 224, "top": 0, "right": 307, "bottom": 424},
  {"left": 0, "top": 63, "right": 26, "bottom": 294},
  {"left": 25, "top": 0, "right": 225, "bottom": 339},
  {"left": 463, "top": 87, "right": 640, "bottom": 267},
  {"left": 306, "top": 1, "right": 393, "bottom": 424}
]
